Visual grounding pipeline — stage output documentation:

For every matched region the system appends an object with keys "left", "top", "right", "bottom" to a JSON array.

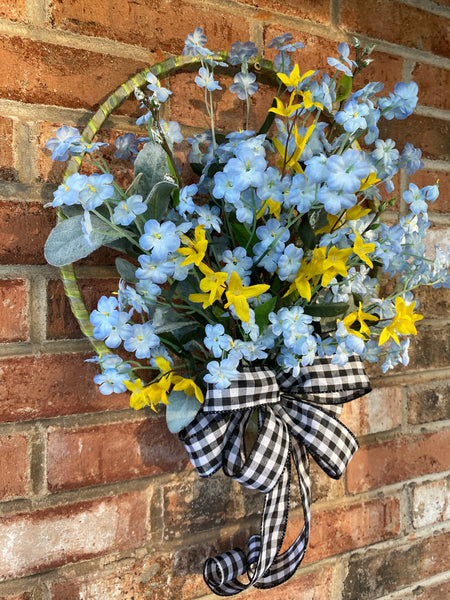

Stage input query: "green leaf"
[
  {"left": 335, "top": 74, "right": 353, "bottom": 102},
  {"left": 134, "top": 141, "right": 171, "bottom": 199},
  {"left": 44, "top": 214, "right": 122, "bottom": 267},
  {"left": 303, "top": 302, "right": 349, "bottom": 318},
  {"left": 115, "top": 257, "right": 138, "bottom": 283},
  {"left": 151, "top": 306, "right": 192, "bottom": 334},
  {"left": 145, "top": 180, "right": 177, "bottom": 220},
  {"left": 231, "top": 222, "right": 257, "bottom": 253},
  {"left": 166, "top": 390, "right": 202, "bottom": 433},
  {"left": 298, "top": 217, "right": 316, "bottom": 250},
  {"left": 254, "top": 296, "right": 277, "bottom": 332}
]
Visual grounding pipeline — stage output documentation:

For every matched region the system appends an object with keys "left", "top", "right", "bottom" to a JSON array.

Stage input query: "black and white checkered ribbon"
[{"left": 179, "top": 356, "right": 370, "bottom": 596}]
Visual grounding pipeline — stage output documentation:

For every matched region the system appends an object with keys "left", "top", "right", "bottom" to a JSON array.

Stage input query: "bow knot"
[{"left": 180, "top": 356, "right": 370, "bottom": 596}]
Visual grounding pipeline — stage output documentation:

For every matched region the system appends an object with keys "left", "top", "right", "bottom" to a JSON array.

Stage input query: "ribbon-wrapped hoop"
[{"left": 180, "top": 356, "right": 371, "bottom": 596}]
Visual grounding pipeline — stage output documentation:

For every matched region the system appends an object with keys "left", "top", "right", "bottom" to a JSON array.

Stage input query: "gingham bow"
[{"left": 179, "top": 356, "right": 370, "bottom": 596}]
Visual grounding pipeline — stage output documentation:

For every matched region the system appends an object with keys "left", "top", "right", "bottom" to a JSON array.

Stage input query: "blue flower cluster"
[{"left": 46, "top": 30, "right": 449, "bottom": 416}]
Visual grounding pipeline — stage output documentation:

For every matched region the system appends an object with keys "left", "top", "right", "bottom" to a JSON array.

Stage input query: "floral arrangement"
[{"left": 45, "top": 29, "right": 449, "bottom": 595}]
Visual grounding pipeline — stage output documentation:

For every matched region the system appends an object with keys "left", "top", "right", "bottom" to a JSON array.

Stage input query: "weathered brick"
[
  {"left": 0, "top": 200, "right": 55, "bottom": 265},
  {"left": 0, "top": 35, "right": 147, "bottom": 109},
  {"left": 412, "top": 63, "right": 450, "bottom": 112},
  {"left": 238, "top": 0, "right": 330, "bottom": 23},
  {"left": 379, "top": 114, "right": 450, "bottom": 162},
  {"left": 407, "top": 380, "right": 450, "bottom": 425},
  {"left": 0, "top": 115, "right": 17, "bottom": 181},
  {"left": 0, "top": 434, "right": 28, "bottom": 500},
  {"left": 47, "top": 418, "right": 189, "bottom": 491},
  {"left": 162, "top": 472, "right": 235, "bottom": 540},
  {"left": 341, "top": 386, "right": 403, "bottom": 437},
  {"left": 407, "top": 324, "right": 450, "bottom": 371},
  {"left": 0, "top": 491, "right": 148, "bottom": 581},
  {"left": 342, "top": 531, "right": 450, "bottom": 600},
  {"left": 0, "top": 279, "right": 28, "bottom": 342},
  {"left": 46, "top": 278, "right": 119, "bottom": 340},
  {"left": 347, "top": 430, "right": 450, "bottom": 493},
  {"left": 0, "top": 353, "right": 129, "bottom": 423},
  {"left": 51, "top": 0, "right": 250, "bottom": 53},
  {"left": 409, "top": 170, "right": 450, "bottom": 213},
  {"left": 0, "top": 0, "right": 26, "bottom": 21},
  {"left": 411, "top": 477, "right": 450, "bottom": 529},
  {"left": 340, "top": 0, "right": 450, "bottom": 58},
  {"left": 411, "top": 579, "right": 450, "bottom": 600},
  {"left": 281, "top": 497, "right": 400, "bottom": 563},
  {"left": 243, "top": 565, "right": 335, "bottom": 600}
]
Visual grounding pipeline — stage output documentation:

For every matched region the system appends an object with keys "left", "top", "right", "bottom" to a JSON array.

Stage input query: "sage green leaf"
[
  {"left": 298, "top": 217, "right": 316, "bottom": 250},
  {"left": 115, "top": 257, "right": 138, "bottom": 283},
  {"left": 303, "top": 302, "right": 349, "bottom": 318},
  {"left": 254, "top": 296, "right": 277, "bottom": 332},
  {"left": 134, "top": 141, "right": 171, "bottom": 199},
  {"left": 335, "top": 74, "right": 353, "bottom": 102},
  {"left": 166, "top": 390, "right": 202, "bottom": 433},
  {"left": 146, "top": 180, "right": 177, "bottom": 220},
  {"left": 44, "top": 214, "right": 122, "bottom": 267}
]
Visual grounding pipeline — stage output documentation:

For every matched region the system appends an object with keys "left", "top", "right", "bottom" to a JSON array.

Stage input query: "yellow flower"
[
  {"left": 353, "top": 231, "right": 376, "bottom": 269},
  {"left": 301, "top": 89, "right": 323, "bottom": 111},
  {"left": 124, "top": 378, "right": 148, "bottom": 410},
  {"left": 177, "top": 225, "right": 208, "bottom": 267},
  {"left": 257, "top": 197, "right": 282, "bottom": 219},
  {"left": 379, "top": 297, "right": 423, "bottom": 346},
  {"left": 224, "top": 271, "right": 270, "bottom": 323},
  {"left": 196, "top": 262, "right": 228, "bottom": 306},
  {"left": 343, "top": 302, "right": 378, "bottom": 339},
  {"left": 277, "top": 65, "right": 316, "bottom": 90},
  {"left": 345, "top": 205, "right": 372, "bottom": 221},
  {"left": 268, "top": 91, "right": 302, "bottom": 118},
  {"left": 321, "top": 246, "right": 352, "bottom": 287},
  {"left": 172, "top": 376, "right": 204, "bottom": 403},
  {"left": 273, "top": 123, "right": 315, "bottom": 173},
  {"left": 359, "top": 172, "right": 381, "bottom": 192}
]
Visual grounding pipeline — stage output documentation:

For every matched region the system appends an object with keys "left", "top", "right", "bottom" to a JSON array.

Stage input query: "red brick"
[
  {"left": 46, "top": 278, "right": 119, "bottom": 340},
  {"left": 243, "top": 565, "right": 334, "bottom": 600},
  {"left": 354, "top": 50, "right": 404, "bottom": 96},
  {"left": 409, "top": 170, "right": 450, "bottom": 213},
  {"left": 415, "top": 285, "right": 450, "bottom": 320},
  {"left": 237, "top": 0, "right": 330, "bottom": 23},
  {"left": 0, "top": 35, "right": 147, "bottom": 109},
  {"left": 0, "top": 353, "right": 129, "bottom": 423},
  {"left": 347, "top": 430, "right": 450, "bottom": 493},
  {"left": 341, "top": 0, "right": 450, "bottom": 58},
  {"left": 407, "top": 323, "right": 450, "bottom": 371},
  {"left": 0, "top": 491, "right": 148, "bottom": 581},
  {"left": 341, "top": 386, "right": 402, "bottom": 437},
  {"left": 0, "top": 115, "right": 17, "bottom": 181},
  {"left": 412, "top": 579, "right": 450, "bottom": 600},
  {"left": 51, "top": 0, "right": 250, "bottom": 53},
  {"left": 0, "top": 0, "right": 26, "bottom": 21},
  {"left": 407, "top": 380, "right": 450, "bottom": 425},
  {"left": 379, "top": 114, "right": 450, "bottom": 162},
  {"left": 0, "top": 434, "right": 28, "bottom": 500},
  {"left": 0, "top": 279, "right": 28, "bottom": 342},
  {"left": 411, "top": 477, "right": 450, "bottom": 529},
  {"left": 282, "top": 497, "right": 400, "bottom": 563},
  {"left": 47, "top": 418, "right": 189, "bottom": 491},
  {"left": 342, "top": 531, "right": 450, "bottom": 600},
  {"left": 0, "top": 200, "right": 55, "bottom": 265},
  {"left": 413, "top": 63, "right": 450, "bottom": 112}
]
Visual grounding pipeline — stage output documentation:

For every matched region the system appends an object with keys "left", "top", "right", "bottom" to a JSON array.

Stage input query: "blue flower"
[
  {"left": 403, "top": 183, "right": 429, "bottom": 216},
  {"left": 136, "top": 254, "right": 175, "bottom": 283},
  {"left": 159, "top": 120, "right": 183, "bottom": 144},
  {"left": 46, "top": 125, "right": 81, "bottom": 161},
  {"left": 304, "top": 153, "right": 328, "bottom": 184},
  {"left": 371, "top": 138, "right": 399, "bottom": 167},
  {"left": 94, "top": 367, "right": 130, "bottom": 395},
  {"left": 327, "top": 42, "right": 357, "bottom": 77},
  {"left": 284, "top": 173, "right": 316, "bottom": 213},
  {"left": 225, "top": 147, "right": 267, "bottom": 189},
  {"left": 255, "top": 218, "right": 289, "bottom": 253},
  {"left": 79, "top": 173, "right": 115, "bottom": 210},
  {"left": 113, "top": 194, "right": 146, "bottom": 226},
  {"left": 278, "top": 244, "right": 304, "bottom": 281},
  {"left": 400, "top": 143, "right": 424, "bottom": 175},
  {"left": 139, "top": 220, "right": 181, "bottom": 260},
  {"left": 90, "top": 296, "right": 119, "bottom": 339},
  {"left": 317, "top": 186, "right": 357, "bottom": 215},
  {"left": 195, "top": 67, "right": 222, "bottom": 91},
  {"left": 177, "top": 184, "right": 198, "bottom": 218},
  {"left": 104, "top": 311, "right": 132, "bottom": 348},
  {"left": 204, "top": 324, "right": 232, "bottom": 358},
  {"left": 229, "top": 72, "right": 258, "bottom": 100},
  {"left": 146, "top": 72, "right": 172, "bottom": 103},
  {"left": 326, "top": 149, "right": 371, "bottom": 193},
  {"left": 123, "top": 322, "right": 160, "bottom": 359},
  {"left": 221, "top": 247, "right": 253, "bottom": 283},
  {"left": 114, "top": 133, "right": 144, "bottom": 160},
  {"left": 228, "top": 41, "right": 258, "bottom": 66},
  {"left": 213, "top": 171, "right": 245, "bottom": 204},
  {"left": 204, "top": 356, "right": 240, "bottom": 389},
  {"left": 52, "top": 173, "right": 87, "bottom": 207},
  {"left": 378, "top": 81, "right": 418, "bottom": 120},
  {"left": 335, "top": 99, "right": 370, "bottom": 133},
  {"left": 183, "top": 27, "right": 209, "bottom": 57},
  {"left": 267, "top": 33, "right": 294, "bottom": 50},
  {"left": 196, "top": 205, "right": 222, "bottom": 233}
]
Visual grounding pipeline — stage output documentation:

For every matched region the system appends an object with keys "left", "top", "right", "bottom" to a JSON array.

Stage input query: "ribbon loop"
[{"left": 180, "top": 356, "right": 371, "bottom": 596}]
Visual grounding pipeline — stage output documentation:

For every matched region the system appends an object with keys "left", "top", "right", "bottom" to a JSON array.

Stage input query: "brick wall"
[{"left": 0, "top": 1, "right": 449, "bottom": 598}]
